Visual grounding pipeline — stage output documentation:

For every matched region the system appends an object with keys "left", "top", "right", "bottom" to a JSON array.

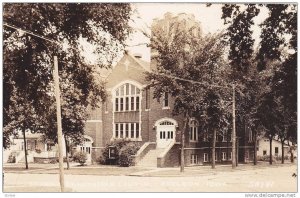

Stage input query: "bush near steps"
[{"left": 97, "top": 139, "right": 141, "bottom": 167}]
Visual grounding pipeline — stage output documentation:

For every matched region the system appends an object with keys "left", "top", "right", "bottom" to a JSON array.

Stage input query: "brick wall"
[
  {"left": 163, "top": 143, "right": 181, "bottom": 167},
  {"left": 83, "top": 51, "right": 256, "bottom": 167}
]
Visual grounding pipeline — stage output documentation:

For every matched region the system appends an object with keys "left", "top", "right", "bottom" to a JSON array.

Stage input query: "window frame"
[
  {"left": 189, "top": 119, "right": 199, "bottom": 142},
  {"left": 229, "top": 152, "right": 232, "bottom": 160},
  {"left": 162, "top": 92, "right": 169, "bottom": 109},
  {"left": 203, "top": 153, "right": 209, "bottom": 162},
  {"left": 113, "top": 83, "right": 141, "bottom": 112},
  {"left": 275, "top": 147, "right": 279, "bottom": 154},
  {"left": 190, "top": 154, "right": 198, "bottom": 165},
  {"left": 114, "top": 122, "right": 140, "bottom": 140},
  {"left": 145, "top": 88, "right": 150, "bottom": 110},
  {"left": 222, "top": 152, "right": 226, "bottom": 161}
]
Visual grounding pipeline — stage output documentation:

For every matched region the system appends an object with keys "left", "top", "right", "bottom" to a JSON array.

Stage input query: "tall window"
[
  {"left": 217, "top": 131, "right": 226, "bottom": 142},
  {"left": 120, "top": 98, "right": 124, "bottom": 111},
  {"left": 189, "top": 119, "right": 198, "bottom": 142},
  {"left": 190, "top": 154, "right": 198, "bottom": 164},
  {"left": 204, "top": 153, "right": 209, "bottom": 162},
  {"left": 222, "top": 152, "right": 226, "bottom": 161},
  {"left": 145, "top": 88, "right": 150, "bottom": 109},
  {"left": 222, "top": 131, "right": 226, "bottom": 142},
  {"left": 114, "top": 123, "right": 140, "bottom": 139},
  {"left": 136, "top": 123, "right": 140, "bottom": 138},
  {"left": 245, "top": 151, "right": 249, "bottom": 159},
  {"left": 114, "top": 83, "right": 141, "bottom": 112},
  {"left": 125, "top": 97, "right": 129, "bottom": 111},
  {"left": 115, "top": 124, "right": 119, "bottom": 138},
  {"left": 131, "top": 123, "right": 135, "bottom": 138},
  {"left": 120, "top": 124, "right": 124, "bottom": 138},
  {"left": 115, "top": 98, "right": 119, "bottom": 111},
  {"left": 163, "top": 92, "right": 169, "bottom": 107},
  {"left": 125, "top": 124, "right": 129, "bottom": 138},
  {"left": 203, "top": 131, "right": 209, "bottom": 142},
  {"left": 248, "top": 128, "right": 253, "bottom": 142}
]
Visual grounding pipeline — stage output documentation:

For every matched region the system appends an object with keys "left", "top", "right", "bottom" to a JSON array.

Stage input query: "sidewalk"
[
  {"left": 3, "top": 162, "right": 152, "bottom": 176},
  {"left": 129, "top": 162, "right": 297, "bottom": 177},
  {"left": 3, "top": 161, "right": 297, "bottom": 177},
  {"left": 3, "top": 162, "right": 79, "bottom": 173}
]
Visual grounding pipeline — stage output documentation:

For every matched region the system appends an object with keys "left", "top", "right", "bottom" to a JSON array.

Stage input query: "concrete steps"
[{"left": 137, "top": 148, "right": 164, "bottom": 167}]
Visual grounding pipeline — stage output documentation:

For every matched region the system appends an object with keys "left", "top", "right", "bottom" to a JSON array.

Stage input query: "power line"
[
  {"left": 4, "top": 22, "right": 239, "bottom": 92},
  {"left": 125, "top": 60, "right": 233, "bottom": 90},
  {"left": 4, "top": 23, "right": 61, "bottom": 45},
  {"left": 154, "top": 71, "right": 231, "bottom": 89}
]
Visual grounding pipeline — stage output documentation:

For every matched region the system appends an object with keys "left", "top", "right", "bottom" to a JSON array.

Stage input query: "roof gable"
[{"left": 104, "top": 53, "right": 150, "bottom": 88}]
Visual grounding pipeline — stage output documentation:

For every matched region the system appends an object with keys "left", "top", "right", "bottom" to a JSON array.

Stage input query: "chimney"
[{"left": 133, "top": 53, "right": 142, "bottom": 59}]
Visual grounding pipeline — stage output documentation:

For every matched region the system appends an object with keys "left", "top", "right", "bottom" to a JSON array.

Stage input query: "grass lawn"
[
  {"left": 40, "top": 166, "right": 150, "bottom": 176},
  {"left": 3, "top": 167, "right": 44, "bottom": 172},
  {"left": 4, "top": 165, "right": 150, "bottom": 176},
  {"left": 142, "top": 162, "right": 297, "bottom": 177}
]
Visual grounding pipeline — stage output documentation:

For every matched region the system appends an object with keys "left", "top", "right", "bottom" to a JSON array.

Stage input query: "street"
[{"left": 3, "top": 163, "right": 297, "bottom": 192}]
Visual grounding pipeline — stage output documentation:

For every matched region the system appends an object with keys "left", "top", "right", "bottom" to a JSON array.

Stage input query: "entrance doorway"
[{"left": 156, "top": 119, "right": 177, "bottom": 148}]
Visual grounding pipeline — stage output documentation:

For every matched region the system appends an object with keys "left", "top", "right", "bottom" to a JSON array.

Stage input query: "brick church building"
[{"left": 83, "top": 13, "right": 255, "bottom": 167}]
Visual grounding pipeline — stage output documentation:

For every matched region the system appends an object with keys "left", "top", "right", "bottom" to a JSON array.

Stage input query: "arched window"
[
  {"left": 79, "top": 136, "right": 93, "bottom": 154},
  {"left": 159, "top": 121, "right": 174, "bottom": 125},
  {"left": 189, "top": 119, "right": 199, "bottom": 142},
  {"left": 114, "top": 83, "right": 141, "bottom": 112}
]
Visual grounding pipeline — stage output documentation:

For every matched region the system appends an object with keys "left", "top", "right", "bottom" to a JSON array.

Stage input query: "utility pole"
[
  {"left": 53, "top": 56, "right": 65, "bottom": 192},
  {"left": 232, "top": 83, "right": 236, "bottom": 169},
  {"left": 22, "top": 128, "right": 28, "bottom": 169},
  {"left": 180, "top": 128, "right": 185, "bottom": 172},
  {"left": 180, "top": 116, "right": 188, "bottom": 172}
]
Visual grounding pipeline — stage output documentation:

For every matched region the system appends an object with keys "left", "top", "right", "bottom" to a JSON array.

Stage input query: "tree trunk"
[
  {"left": 65, "top": 137, "right": 70, "bottom": 170},
  {"left": 232, "top": 84, "right": 236, "bottom": 169},
  {"left": 269, "top": 137, "right": 272, "bottom": 165},
  {"left": 22, "top": 128, "right": 28, "bottom": 169},
  {"left": 253, "top": 131, "right": 257, "bottom": 165},
  {"left": 212, "top": 128, "right": 216, "bottom": 169},
  {"left": 236, "top": 138, "right": 239, "bottom": 166},
  {"left": 281, "top": 140, "right": 284, "bottom": 164},
  {"left": 291, "top": 147, "right": 294, "bottom": 163},
  {"left": 180, "top": 117, "right": 188, "bottom": 172}
]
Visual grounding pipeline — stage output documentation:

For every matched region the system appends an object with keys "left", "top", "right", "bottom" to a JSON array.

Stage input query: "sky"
[{"left": 126, "top": 3, "right": 269, "bottom": 62}]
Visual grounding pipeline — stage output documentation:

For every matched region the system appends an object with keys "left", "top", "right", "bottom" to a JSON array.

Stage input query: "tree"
[
  {"left": 222, "top": 4, "right": 260, "bottom": 77},
  {"left": 256, "top": 4, "right": 297, "bottom": 164},
  {"left": 221, "top": 4, "right": 260, "bottom": 167},
  {"left": 3, "top": 3, "right": 132, "bottom": 169},
  {"left": 257, "top": 4, "right": 290, "bottom": 71},
  {"left": 198, "top": 88, "right": 230, "bottom": 169},
  {"left": 220, "top": 3, "right": 297, "bottom": 165},
  {"left": 146, "top": 15, "right": 230, "bottom": 170}
]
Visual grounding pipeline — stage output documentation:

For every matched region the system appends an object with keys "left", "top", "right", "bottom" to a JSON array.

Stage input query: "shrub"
[
  {"left": 257, "top": 155, "right": 276, "bottom": 162},
  {"left": 35, "top": 149, "right": 42, "bottom": 154},
  {"left": 49, "top": 158, "right": 57, "bottom": 164},
  {"left": 7, "top": 154, "right": 16, "bottom": 163},
  {"left": 98, "top": 139, "right": 141, "bottom": 166},
  {"left": 119, "top": 142, "right": 141, "bottom": 167},
  {"left": 284, "top": 155, "right": 290, "bottom": 160},
  {"left": 63, "top": 156, "right": 73, "bottom": 163},
  {"left": 73, "top": 151, "right": 87, "bottom": 166},
  {"left": 96, "top": 154, "right": 106, "bottom": 165},
  {"left": 274, "top": 155, "right": 291, "bottom": 161}
]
